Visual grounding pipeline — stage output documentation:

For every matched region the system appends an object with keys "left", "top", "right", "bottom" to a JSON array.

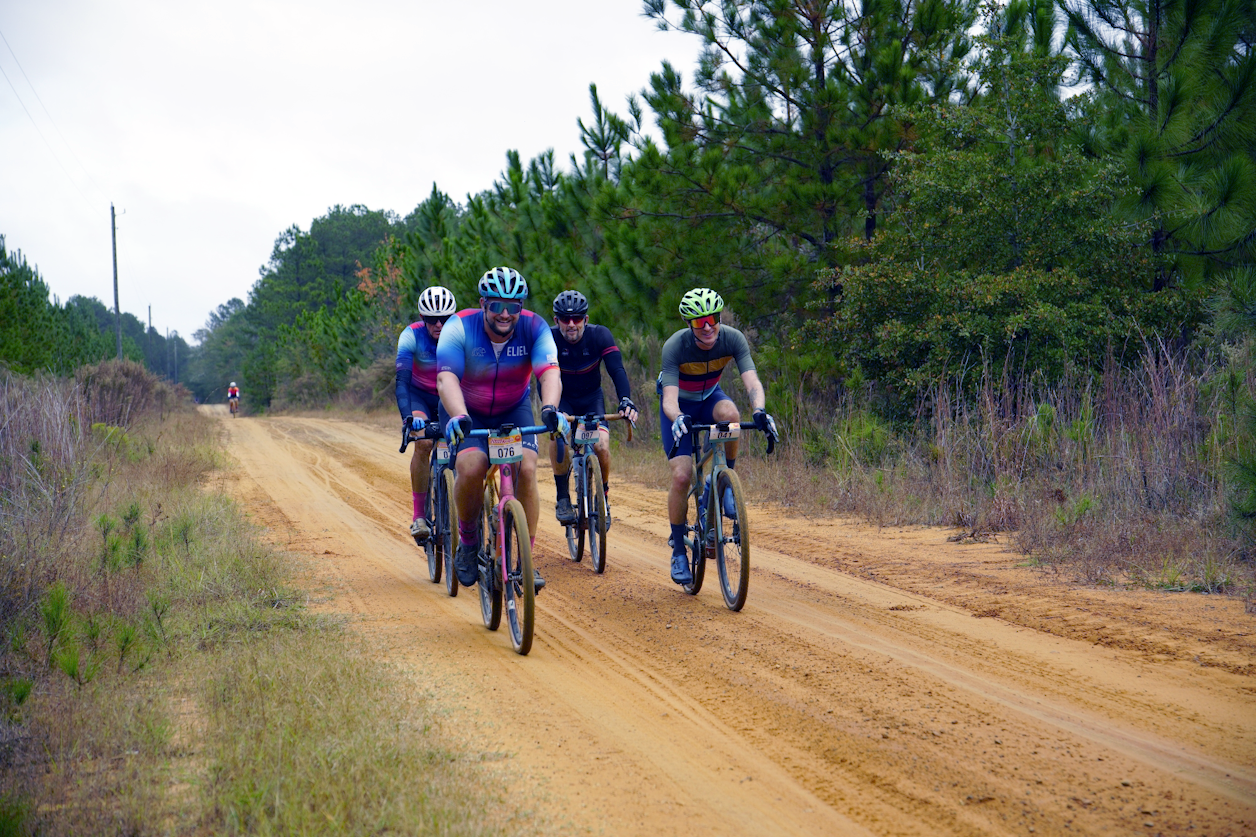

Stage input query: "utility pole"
[{"left": 111, "top": 203, "right": 121, "bottom": 359}]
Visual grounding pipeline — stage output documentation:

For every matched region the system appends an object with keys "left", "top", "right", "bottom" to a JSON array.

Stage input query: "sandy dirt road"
[{"left": 213, "top": 408, "right": 1255, "bottom": 836}]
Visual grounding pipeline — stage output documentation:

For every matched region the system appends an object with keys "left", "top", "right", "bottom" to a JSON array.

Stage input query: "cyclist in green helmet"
[{"left": 658, "top": 287, "right": 778, "bottom": 586}]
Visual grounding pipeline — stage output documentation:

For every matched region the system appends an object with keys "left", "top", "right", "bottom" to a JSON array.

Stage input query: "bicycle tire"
[
  {"left": 684, "top": 480, "right": 706, "bottom": 596},
  {"left": 424, "top": 470, "right": 441, "bottom": 584},
  {"left": 566, "top": 456, "right": 585, "bottom": 563},
  {"left": 713, "top": 468, "right": 750, "bottom": 611},
  {"left": 587, "top": 459, "right": 607, "bottom": 574},
  {"left": 479, "top": 486, "right": 502, "bottom": 631},
  {"left": 442, "top": 468, "right": 459, "bottom": 597},
  {"left": 501, "top": 498, "right": 535, "bottom": 655}
]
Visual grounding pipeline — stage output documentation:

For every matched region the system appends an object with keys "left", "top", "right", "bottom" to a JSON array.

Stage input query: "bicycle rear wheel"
[
  {"left": 442, "top": 469, "right": 458, "bottom": 597},
  {"left": 565, "top": 457, "right": 585, "bottom": 562},
  {"left": 501, "top": 498, "right": 535, "bottom": 655},
  {"left": 713, "top": 468, "right": 750, "bottom": 611},
  {"left": 587, "top": 459, "right": 607, "bottom": 574},
  {"left": 479, "top": 487, "right": 502, "bottom": 631},
  {"left": 684, "top": 481, "right": 706, "bottom": 596},
  {"left": 424, "top": 477, "right": 441, "bottom": 584}
]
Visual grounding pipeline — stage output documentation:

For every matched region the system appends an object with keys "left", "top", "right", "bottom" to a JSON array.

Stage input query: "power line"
[{"left": 0, "top": 27, "right": 104, "bottom": 213}]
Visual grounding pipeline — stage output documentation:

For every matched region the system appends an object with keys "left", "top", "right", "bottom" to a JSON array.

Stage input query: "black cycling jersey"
[{"left": 552, "top": 323, "right": 632, "bottom": 403}]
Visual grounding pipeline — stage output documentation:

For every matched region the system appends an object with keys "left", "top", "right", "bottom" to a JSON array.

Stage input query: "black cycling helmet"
[{"left": 553, "top": 290, "right": 589, "bottom": 317}]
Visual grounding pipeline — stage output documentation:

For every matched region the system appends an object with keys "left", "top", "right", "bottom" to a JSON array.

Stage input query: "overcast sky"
[{"left": 1, "top": 1, "right": 701, "bottom": 343}]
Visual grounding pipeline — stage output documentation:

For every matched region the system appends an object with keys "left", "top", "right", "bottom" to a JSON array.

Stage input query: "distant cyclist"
[
  {"left": 437, "top": 267, "right": 567, "bottom": 591},
  {"left": 227, "top": 382, "right": 240, "bottom": 414},
  {"left": 549, "top": 289, "right": 638, "bottom": 526},
  {"left": 395, "top": 285, "right": 458, "bottom": 544},
  {"left": 659, "top": 288, "right": 778, "bottom": 586}
]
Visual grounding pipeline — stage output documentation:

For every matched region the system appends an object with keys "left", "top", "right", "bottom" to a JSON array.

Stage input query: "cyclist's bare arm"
[
  {"left": 661, "top": 384, "right": 681, "bottom": 424},
  {"left": 437, "top": 371, "right": 468, "bottom": 418},
  {"left": 741, "top": 369, "right": 766, "bottom": 412},
  {"left": 537, "top": 366, "right": 561, "bottom": 408}
]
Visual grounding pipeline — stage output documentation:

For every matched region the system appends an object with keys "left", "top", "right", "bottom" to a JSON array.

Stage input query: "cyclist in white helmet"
[{"left": 396, "top": 285, "right": 458, "bottom": 543}]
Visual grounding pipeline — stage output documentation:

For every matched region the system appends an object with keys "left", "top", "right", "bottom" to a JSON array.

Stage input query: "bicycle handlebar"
[
  {"left": 399, "top": 420, "right": 443, "bottom": 454},
  {"left": 665, "top": 420, "right": 776, "bottom": 458},
  {"left": 562, "top": 411, "right": 635, "bottom": 443}
]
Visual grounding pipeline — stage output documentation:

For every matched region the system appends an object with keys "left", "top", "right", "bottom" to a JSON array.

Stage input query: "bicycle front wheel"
[
  {"left": 713, "top": 468, "right": 750, "bottom": 611},
  {"left": 425, "top": 466, "right": 441, "bottom": 584},
  {"left": 442, "top": 469, "right": 458, "bottom": 597},
  {"left": 587, "top": 460, "right": 607, "bottom": 574},
  {"left": 566, "top": 458, "right": 584, "bottom": 563},
  {"left": 501, "top": 498, "right": 535, "bottom": 655},
  {"left": 479, "top": 487, "right": 502, "bottom": 631},
  {"left": 684, "top": 481, "right": 706, "bottom": 596}
]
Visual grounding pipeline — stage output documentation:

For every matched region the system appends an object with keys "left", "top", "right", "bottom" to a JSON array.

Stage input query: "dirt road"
[{"left": 214, "top": 408, "right": 1255, "bottom": 836}]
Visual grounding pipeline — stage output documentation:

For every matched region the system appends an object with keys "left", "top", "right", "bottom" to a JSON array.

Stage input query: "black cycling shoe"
[
  {"left": 455, "top": 542, "right": 480, "bottom": 587},
  {"left": 555, "top": 497, "right": 577, "bottom": 525}
]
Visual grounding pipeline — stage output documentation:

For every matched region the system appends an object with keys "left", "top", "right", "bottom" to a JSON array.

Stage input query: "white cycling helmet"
[
  {"left": 230, "top": 381, "right": 236, "bottom": 386},
  {"left": 418, "top": 285, "right": 457, "bottom": 317}
]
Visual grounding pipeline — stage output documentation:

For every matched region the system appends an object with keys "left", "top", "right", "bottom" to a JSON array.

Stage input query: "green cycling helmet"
[{"left": 678, "top": 287, "right": 724, "bottom": 320}]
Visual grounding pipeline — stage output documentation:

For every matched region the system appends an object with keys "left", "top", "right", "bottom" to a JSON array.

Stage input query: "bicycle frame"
[{"left": 559, "top": 413, "right": 632, "bottom": 571}]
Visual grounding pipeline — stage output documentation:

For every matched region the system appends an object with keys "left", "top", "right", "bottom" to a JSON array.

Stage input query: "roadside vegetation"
[{"left": 0, "top": 361, "right": 533, "bottom": 836}]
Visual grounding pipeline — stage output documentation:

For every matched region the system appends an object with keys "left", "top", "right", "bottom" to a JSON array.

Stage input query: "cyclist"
[
  {"left": 549, "top": 290, "right": 639, "bottom": 527},
  {"left": 395, "top": 285, "right": 458, "bottom": 544},
  {"left": 437, "top": 266, "right": 568, "bottom": 591},
  {"left": 659, "top": 288, "right": 779, "bottom": 586},
  {"left": 227, "top": 382, "right": 240, "bottom": 413}
]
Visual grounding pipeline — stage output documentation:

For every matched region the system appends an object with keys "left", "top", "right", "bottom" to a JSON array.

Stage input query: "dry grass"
[{"left": 0, "top": 362, "right": 537, "bottom": 836}]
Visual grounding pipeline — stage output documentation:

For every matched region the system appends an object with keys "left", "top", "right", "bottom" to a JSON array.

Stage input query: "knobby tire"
[
  {"left": 566, "top": 456, "right": 585, "bottom": 562},
  {"left": 587, "top": 459, "right": 607, "bottom": 574},
  {"left": 684, "top": 479, "right": 706, "bottom": 596},
  {"left": 424, "top": 468, "right": 441, "bottom": 584},
  {"left": 713, "top": 468, "right": 750, "bottom": 611},
  {"left": 479, "top": 485, "right": 502, "bottom": 631},
  {"left": 442, "top": 469, "right": 458, "bottom": 597},
  {"left": 501, "top": 498, "right": 535, "bottom": 655}
]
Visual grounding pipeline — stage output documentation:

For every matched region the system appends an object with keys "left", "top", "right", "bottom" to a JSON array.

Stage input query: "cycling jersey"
[
  {"left": 658, "top": 325, "right": 755, "bottom": 402},
  {"left": 437, "top": 308, "right": 558, "bottom": 416},
  {"left": 395, "top": 321, "right": 439, "bottom": 418},
  {"left": 552, "top": 323, "right": 632, "bottom": 401},
  {"left": 227, "top": 387, "right": 239, "bottom": 399}
]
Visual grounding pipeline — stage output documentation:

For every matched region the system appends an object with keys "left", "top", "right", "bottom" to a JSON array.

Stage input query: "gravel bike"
[
  {"left": 467, "top": 422, "right": 551, "bottom": 655},
  {"left": 228, "top": 397, "right": 239, "bottom": 417},
  {"left": 670, "top": 421, "right": 775, "bottom": 611},
  {"left": 559, "top": 412, "right": 633, "bottom": 572},
  {"left": 399, "top": 420, "right": 458, "bottom": 595}
]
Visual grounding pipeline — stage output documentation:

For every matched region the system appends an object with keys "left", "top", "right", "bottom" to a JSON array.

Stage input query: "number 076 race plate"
[{"left": 489, "top": 431, "right": 524, "bottom": 464}]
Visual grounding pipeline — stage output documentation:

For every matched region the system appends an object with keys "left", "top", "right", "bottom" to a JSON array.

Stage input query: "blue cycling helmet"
[{"left": 478, "top": 266, "right": 529, "bottom": 300}]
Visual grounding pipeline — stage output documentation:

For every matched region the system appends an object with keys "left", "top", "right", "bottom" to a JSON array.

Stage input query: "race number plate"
[
  {"left": 709, "top": 424, "right": 740, "bottom": 440},
  {"left": 434, "top": 440, "right": 450, "bottom": 464},
  {"left": 489, "top": 431, "right": 524, "bottom": 464},
  {"left": 575, "top": 424, "right": 600, "bottom": 443}
]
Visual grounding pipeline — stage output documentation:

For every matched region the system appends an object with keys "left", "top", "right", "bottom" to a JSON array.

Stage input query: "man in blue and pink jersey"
[
  {"left": 437, "top": 266, "right": 568, "bottom": 591},
  {"left": 395, "top": 285, "right": 457, "bottom": 544}
]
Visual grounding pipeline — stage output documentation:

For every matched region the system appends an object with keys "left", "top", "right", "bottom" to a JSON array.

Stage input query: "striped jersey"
[
  {"left": 658, "top": 325, "right": 755, "bottom": 402},
  {"left": 436, "top": 308, "right": 559, "bottom": 416}
]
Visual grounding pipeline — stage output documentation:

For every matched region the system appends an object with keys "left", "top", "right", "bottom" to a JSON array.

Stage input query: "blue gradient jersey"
[
  {"left": 394, "top": 322, "right": 440, "bottom": 418},
  {"left": 436, "top": 308, "right": 559, "bottom": 417}
]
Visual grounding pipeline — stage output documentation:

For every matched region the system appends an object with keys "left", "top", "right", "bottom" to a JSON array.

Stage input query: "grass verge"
[{"left": 0, "top": 362, "right": 533, "bottom": 835}]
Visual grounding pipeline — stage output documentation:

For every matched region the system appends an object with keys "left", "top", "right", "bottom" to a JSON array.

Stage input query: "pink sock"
[
  {"left": 413, "top": 492, "right": 426, "bottom": 520},
  {"left": 530, "top": 534, "right": 535, "bottom": 551}
]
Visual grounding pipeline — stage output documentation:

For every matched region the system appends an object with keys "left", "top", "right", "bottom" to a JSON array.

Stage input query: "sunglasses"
[
  {"left": 423, "top": 315, "right": 450, "bottom": 326},
  {"left": 485, "top": 300, "right": 523, "bottom": 316},
  {"left": 556, "top": 315, "right": 586, "bottom": 325},
  {"left": 688, "top": 314, "right": 720, "bottom": 329}
]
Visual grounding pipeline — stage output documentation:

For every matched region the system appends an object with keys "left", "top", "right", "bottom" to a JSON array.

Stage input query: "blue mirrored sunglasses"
[{"left": 485, "top": 300, "right": 523, "bottom": 316}]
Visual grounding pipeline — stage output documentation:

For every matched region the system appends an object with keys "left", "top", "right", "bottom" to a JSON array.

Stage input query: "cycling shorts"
[
  {"left": 559, "top": 389, "right": 608, "bottom": 431},
  {"left": 438, "top": 400, "right": 540, "bottom": 457},
  {"left": 408, "top": 390, "right": 440, "bottom": 422},
  {"left": 660, "top": 385, "right": 734, "bottom": 459}
]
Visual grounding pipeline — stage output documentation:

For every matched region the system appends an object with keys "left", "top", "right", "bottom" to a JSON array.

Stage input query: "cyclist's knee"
[{"left": 713, "top": 400, "right": 739, "bottom": 423}]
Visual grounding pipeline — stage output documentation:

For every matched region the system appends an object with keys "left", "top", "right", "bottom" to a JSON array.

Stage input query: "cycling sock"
[
  {"left": 727, "top": 457, "right": 736, "bottom": 470},
  {"left": 412, "top": 492, "right": 425, "bottom": 520},
  {"left": 530, "top": 534, "right": 536, "bottom": 551},
  {"left": 458, "top": 519, "right": 478, "bottom": 545},
  {"left": 670, "top": 523, "right": 687, "bottom": 555},
  {"left": 554, "top": 473, "right": 569, "bottom": 501}
]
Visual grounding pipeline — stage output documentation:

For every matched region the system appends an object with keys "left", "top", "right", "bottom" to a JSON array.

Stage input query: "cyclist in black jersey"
[{"left": 550, "top": 290, "right": 639, "bottom": 526}]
